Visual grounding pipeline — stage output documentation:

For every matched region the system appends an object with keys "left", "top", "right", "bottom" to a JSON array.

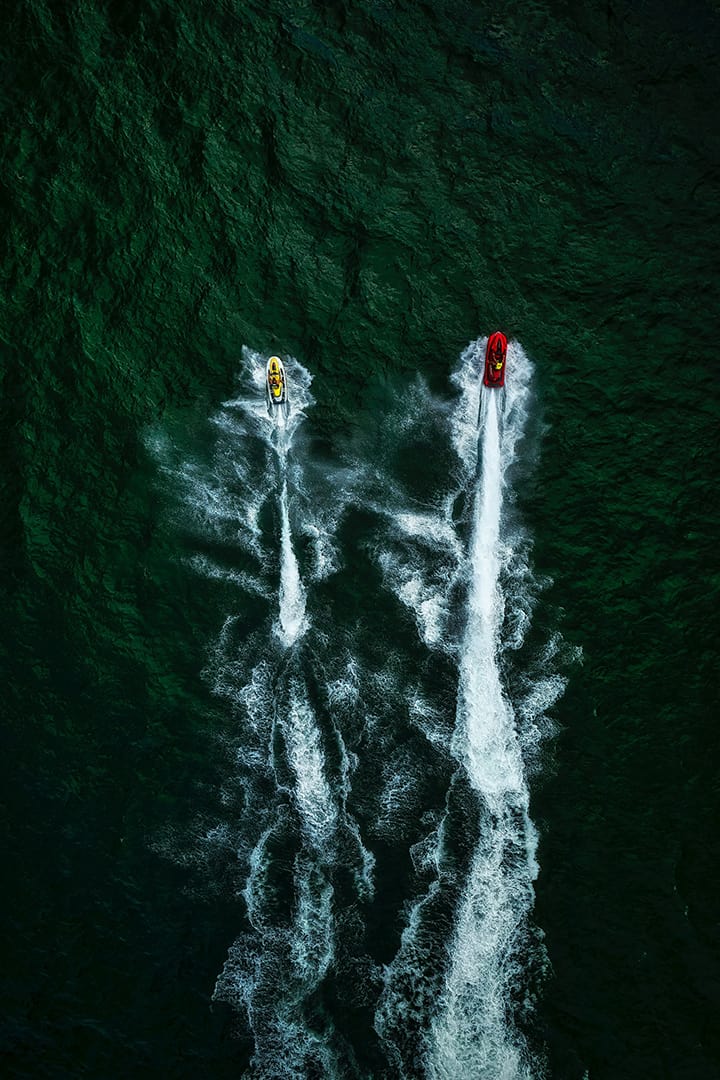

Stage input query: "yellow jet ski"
[{"left": 265, "top": 355, "right": 288, "bottom": 417}]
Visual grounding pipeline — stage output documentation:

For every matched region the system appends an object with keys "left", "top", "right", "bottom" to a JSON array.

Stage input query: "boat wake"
[
  {"left": 150, "top": 338, "right": 571, "bottom": 1079},
  {"left": 152, "top": 348, "right": 372, "bottom": 1079},
  {"left": 373, "top": 340, "right": 569, "bottom": 1079}
]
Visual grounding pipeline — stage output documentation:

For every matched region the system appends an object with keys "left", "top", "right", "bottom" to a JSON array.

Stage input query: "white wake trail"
[
  {"left": 452, "top": 392, "right": 525, "bottom": 798},
  {"left": 374, "top": 340, "right": 561, "bottom": 1080},
  {"left": 151, "top": 347, "right": 362, "bottom": 1076},
  {"left": 177, "top": 349, "right": 373, "bottom": 1080},
  {"left": 277, "top": 477, "right": 307, "bottom": 647},
  {"left": 430, "top": 362, "right": 538, "bottom": 1079}
]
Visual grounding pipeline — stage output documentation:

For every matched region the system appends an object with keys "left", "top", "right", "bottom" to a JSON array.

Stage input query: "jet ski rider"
[{"left": 492, "top": 340, "right": 504, "bottom": 370}]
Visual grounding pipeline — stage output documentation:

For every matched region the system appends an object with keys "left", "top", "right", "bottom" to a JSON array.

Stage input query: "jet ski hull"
[
  {"left": 483, "top": 332, "right": 507, "bottom": 388},
  {"left": 266, "top": 356, "right": 289, "bottom": 416}
]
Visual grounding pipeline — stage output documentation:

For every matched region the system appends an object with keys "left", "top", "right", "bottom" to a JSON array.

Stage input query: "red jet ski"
[{"left": 483, "top": 332, "right": 507, "bottom": 388}]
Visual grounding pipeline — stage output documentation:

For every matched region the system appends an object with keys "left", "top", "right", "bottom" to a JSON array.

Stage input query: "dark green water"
[{"left": 2, "top": 1, "right": 719, "bottom": 1077}]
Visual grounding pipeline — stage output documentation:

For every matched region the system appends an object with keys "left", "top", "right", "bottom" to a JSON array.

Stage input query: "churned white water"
[
  {"left": 375, "top": 339, "right": 564, "bottom": 1079},
  {"left": 150, "top": 339, "right": 568, "bottom": 1079},
  {"left": 277, "top": 477, "right": 307, "bottom": 646},
  {"left": 152, "top": 348, "right": 370, "bottom": 1078}
]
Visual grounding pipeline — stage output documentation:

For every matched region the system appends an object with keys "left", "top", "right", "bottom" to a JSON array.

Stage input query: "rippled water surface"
[{"left": 2, "top": 1, "right": 719, "bottom": 1078}]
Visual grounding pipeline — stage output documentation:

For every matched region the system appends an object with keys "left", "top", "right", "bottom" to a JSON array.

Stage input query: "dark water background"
[{"left": 2, "top": 0, "right": 719, "bottom": 1077}]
